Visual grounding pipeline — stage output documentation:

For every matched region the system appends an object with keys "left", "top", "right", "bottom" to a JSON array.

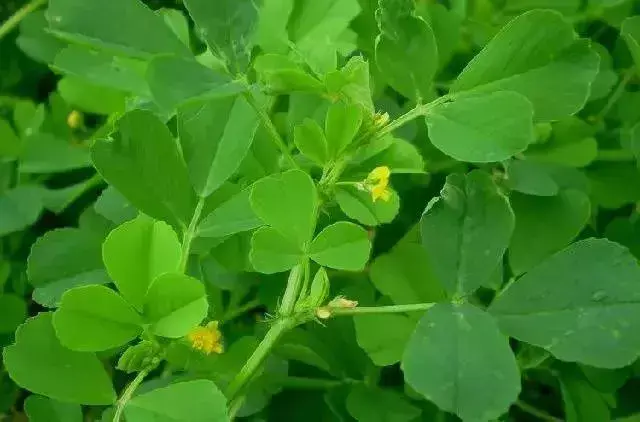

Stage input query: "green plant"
[{"left": 3, "top": 0, "right": 640, "bottom": 421}]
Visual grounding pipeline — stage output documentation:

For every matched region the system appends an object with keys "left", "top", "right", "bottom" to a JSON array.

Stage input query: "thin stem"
[
  {"left": 596, "top": 149, "right": 635, "bottom": 162},
  {"left": 243, "top": 91, "right": 299, "bottom": 169},
  {"left": 0, "top": 0, "right": 47, "bottom": 41},
  {"left": 515, "top": 400, "right": 563, "bottom": 422},
  {"left": 112, "top": 369, "right": 149, "bottom": 422},
  {"left": 329, "top": 303, "right": 435, "bottom": 317},
  {"left": 280, "top": 376, "right": 357, "bottom": 390},
  {"left": 180, "top": 196, "right": 206, "bottom": 272},
  {"left": 376, "top": 95, "right": 450, "bottom": 140},
  {"left": 596, "top": 69, "right": 634, "bottom": 121},
  {"left": 226, "top": 318, "right": 295, "bottom": 414},
  {"left": 220, "top": 299, "right": 261, "bottom": 324}
]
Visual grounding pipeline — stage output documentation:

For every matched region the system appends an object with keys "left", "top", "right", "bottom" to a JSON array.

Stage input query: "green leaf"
[
  {"left": 560, "top": 364, "right": 611, "bottom": 422},
  {"left": 28, "top": 228, "right": 110, "bottom": 308},
  {"left": 287, "top": 0, "right": 361, "bottom": 74},
  {"left": 20, "top": 133, "right": 91, "bottom": 173},
  {"left": 503, "top": 0, "right": 580, "bottom": 14},
  {"left": 197, "top": 188, "right": 262, "bottom": 238},
  {"left": 426, "top": 91, "right": 535, "bottom": 163},
  {"left": 24, "top": 395, "right": 82, "bottom": 422},
  {"left": 124, "top": 380, "right": 229, "bottom": 422},
  {"left": 250, "top": 170, "right": 318, "bottom": 246},
  {"left": 490, "top": 239, "right": 640, "bottom": 368},
  {"left": 256, "top": 0, "right": 294, "bottom": 53},
  {"left": 505, "top": 159, "right": 560, "bottom": 196},
  {"left": 325, "top": 102, "right": 363, "bottom": 158},
  {"left": 3, "top": 313, "right": 116, "bottom": 405},
  {"left": 309, "top": 222, "right": 371, "bottom": 271},
  {"left": 324, "top": 56, "right": 375, "bottom": 115},
  {"left": 53, "top": 45, "right": 149, "bottom": 96},
  {"left": 102, "top": 215, "right": 182, "bottom": 310},
  {"left": 0, "top": 186, "right": 43, "bottom": 236},
  {"left": 588, "top": 164, "right": 640, "bottom": 209},
  {"left": 294, "top": 118, "right": 328, "bottom": 165},
  {"left": 370, "top": 234, "right": 447, "bottom": 304},
  {"left": 16, "top": 11, "right": 66, "bottom": 64},
  {"left": 0, "top": 294, "right": 27, "bottom": 334},
  {"left": 147, "top": 56, "right": 246, "bottom": 111},
  {"left": 178, "top": 95, "right": 259, "bottom": 197},
  {"left": 0, "top": 118, "right": 21, "bottom": 158},
  {"left": 253, "top": 54, "right": 324, "bottom": 93},
  {"left": 508, "top": 190, "right": 590, "bottom": 275},
  {"left": 376, "top": 1, "right": 438, "bottom": 100},
  {"left": 451, "top": 10, "right": 599, "bottom": 121},
  {"left": 94, "top": 187, "right": 137, "bottom": 225},
  {"left": 183, "top": 0, "right": 258, "bottom": 73},
  {"left": 622, "top": 16, "right": 640, "bottom": 73},
  {"left": 92, "top": 110, "right": 196, "bottom": 229},
  {"left": 416, "top": 3, "right": 462, "bottom": 69},
  {"left": 346, "top": 385, "right": 421, "bottom": 422},
  {"left": 250, "top": 227, "right": 304, "bottom": 274},
  {"left": 46, "top": 0, "right": 189, "bottom": 59},
  {"left": 335, "top": 185, "right": 399, "bottom": 226},
  {"left": 144, "top": 273, "right": 208, "bottom": 338},
  {"left": 402, "top": 303, "right": 520, "bottom": 421},
  {"left": 53, "top": 285, "right": 142, "bottom": 352},
  {"left": 58, "top": 76, "right": 126, "bottom": 115},
  {"left": 421, "top": 171, "right": 514, "bottom": 296},
  {"left": 354, "top": 313, "right": 415, "bottom": 366}
]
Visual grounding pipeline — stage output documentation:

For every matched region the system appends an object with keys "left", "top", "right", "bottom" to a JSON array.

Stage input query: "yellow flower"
[
  {"left": 187, "top": 321, "right": 223, "bottom": 355},
  {"left": 366, "top": 166, "right": 392, "bottom": 202}
]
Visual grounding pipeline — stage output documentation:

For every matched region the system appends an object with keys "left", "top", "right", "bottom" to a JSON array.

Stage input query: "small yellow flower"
[
  {"left": 187, "top": 321, "right": 223, "bottom": 355},
  {"left": 366, "top": 166, "right": 392, "bottom": 202},
  {"left": 66, "top": 110, "right": 83, "bottom": 129}
]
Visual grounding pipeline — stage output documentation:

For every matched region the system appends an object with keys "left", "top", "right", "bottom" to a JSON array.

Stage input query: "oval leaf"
[
  {"left": 124, "top": 379, "right": 229, "bottom": 422},
  {"left": 490, "top": 238, "right": 640, "bottom": 368},
  {"left": 309, "top": 222, "right": 371, "bottom": 271},
  {"left": 421, "top": 171, "right": 514, "bottom": 297},
  {"left": 144, "top": 273, "right": 208, "bottom": 338},
  {"left": 3, "top": 313, "right": 116, "bottom": 405},
  {"left": 53, "top": 285, "right": 143, "bottom": 351},
  {"left": 426, "top": 92, "right": 535, "bottom": 163},
  {"left": 402, "top": 303, "right": 521, "bottom": 421},
  {"left": 103, "top": 215, "right": 181, "bottom": 311}
]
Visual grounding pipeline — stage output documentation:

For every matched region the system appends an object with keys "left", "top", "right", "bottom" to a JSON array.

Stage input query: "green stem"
[
  {"left": 226, "top": 318, "right": 295, "bottom": 415},
  {"left": 180, "top": 196, "right": 206, "bottom": 272},
  {"left": 220, "top": 299, "right": 261, "bottom": 324},
  {"left": 297, "top": 259, "right": 311, "bottom": 302},
  {"left": 0, "top": 0, "right": 47, "bottom": 41},
  {"left": 279, "top": 264, "right": 304, "bottom": 315},
  {"left": 280, "top": 376, "right": 357, "bottom": 390},
  {"left": 515, "top": 400, "right": 563, "bottom": 422},
  {"left": 596, "top": 149, "right": 635, "bottom": 162},
  {"left": 329, "top": 303, "right": 435, "bottom": 317},
  {"left": 243, "top": 91, "right": 298, "bottom": 169},
  {"left": 112, "top": 369, "right": 149, "bottom": 422},
  {"left": 596, "top": 69, "right": 634, "bottom": 121},
  {"left": 376, "top": 95, "right": 450, "bottom": 140}
]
